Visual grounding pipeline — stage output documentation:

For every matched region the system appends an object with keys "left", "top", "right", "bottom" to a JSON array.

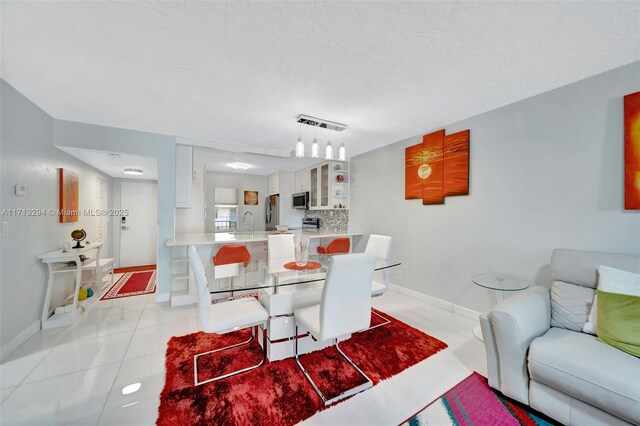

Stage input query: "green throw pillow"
[{"left": 596, "top": 289, "right": 640, "bottom": 357}]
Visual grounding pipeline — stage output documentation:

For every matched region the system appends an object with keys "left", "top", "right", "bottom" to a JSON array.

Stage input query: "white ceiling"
[
  {"left": 2, "top": 2, "right": 639, "bottom": 158},
  {"left": 195, "top": 147, "right": 321, "bottom": 176},
  {"left": 58, "top": 146, "right": 158, "bottom": 180}
]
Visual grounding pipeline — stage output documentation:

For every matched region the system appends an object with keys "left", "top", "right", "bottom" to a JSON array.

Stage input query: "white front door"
[{"left": 119, "top": 182, "right": 158, "bottom": 268}]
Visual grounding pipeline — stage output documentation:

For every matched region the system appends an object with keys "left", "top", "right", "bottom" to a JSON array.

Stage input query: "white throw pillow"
[{"left": 583, "top": 265, "right": 640, "bottom": 335}]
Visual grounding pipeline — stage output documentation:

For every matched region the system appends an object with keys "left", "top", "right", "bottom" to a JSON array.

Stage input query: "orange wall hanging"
[
  {"left": 405, "top": 129, "right": 469, "bottom": 204},
  {"left": 625, "top": 91, "right": 640, "bottom": 210}
]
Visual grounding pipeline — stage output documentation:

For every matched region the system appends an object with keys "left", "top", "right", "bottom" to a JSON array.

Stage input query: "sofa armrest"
[{"left": 489, "top": 286, "right": 551, "bottom": 404}]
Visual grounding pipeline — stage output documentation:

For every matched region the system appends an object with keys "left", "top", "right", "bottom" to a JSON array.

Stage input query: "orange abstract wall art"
[
  {"left": 59, "top": 168, "right": 79, "bottom": 223},
  {"left": 625, "top": 91, "right": 640, "bottom": 210},
  {"left": 405, "top": 129, "right": 469, "bottom": 204}
]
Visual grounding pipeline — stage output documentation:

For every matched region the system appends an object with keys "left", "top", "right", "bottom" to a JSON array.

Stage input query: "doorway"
[{"left": 119, "top": 181, "right": 158, "bottom": 268}]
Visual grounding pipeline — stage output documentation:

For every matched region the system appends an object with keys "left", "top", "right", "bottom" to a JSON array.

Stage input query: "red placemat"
[{"left": 283, "top": 261, "right": 322, "bottom": 271}]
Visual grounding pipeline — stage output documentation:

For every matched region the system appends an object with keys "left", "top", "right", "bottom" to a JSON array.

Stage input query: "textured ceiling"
[{"left": 2, "top": 1, "right": 639, "bottom": 158}]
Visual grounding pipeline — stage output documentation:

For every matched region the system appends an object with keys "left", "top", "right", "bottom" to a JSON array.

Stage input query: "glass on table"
[{"left": 294, "top": 235, "right": 310, "bottom": 267}]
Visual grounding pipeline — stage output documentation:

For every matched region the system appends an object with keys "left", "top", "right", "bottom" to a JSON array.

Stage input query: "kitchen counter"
[{"left": 166, "top": 230, "right": 363, "bottom": 247}]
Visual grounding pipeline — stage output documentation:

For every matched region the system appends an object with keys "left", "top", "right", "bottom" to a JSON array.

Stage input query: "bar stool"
[
  {"left": 213, "top": 244, "right": 251, "bottom": 299},
  {"left": 317, "top": 237, "right": 350, "bottom": 254}
]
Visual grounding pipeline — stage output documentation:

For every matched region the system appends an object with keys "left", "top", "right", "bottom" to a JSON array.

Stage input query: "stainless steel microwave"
[{"left": 292, "top": 192, "right": 309, "bottom": 209}]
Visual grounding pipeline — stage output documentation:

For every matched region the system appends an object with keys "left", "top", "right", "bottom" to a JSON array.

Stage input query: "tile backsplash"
[{"left": 305, "top": 209, "right": 349, "bottom": 233}]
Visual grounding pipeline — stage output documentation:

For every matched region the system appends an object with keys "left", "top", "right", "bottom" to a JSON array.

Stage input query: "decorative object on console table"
[
  {"left": 624, "top": 91, "right": 640, "bottom": 210},
  {"left": 71, "top": 229, "right": 87, "bottom": 249},
  {"left": 58, "top": 168, "right": 79, "bottom": 223},
  {"left": 405, "top": 128, "right": 470, "bottom": 204},
  {"left": 244, "top": 190, "right": 258, "bottom": 205}
]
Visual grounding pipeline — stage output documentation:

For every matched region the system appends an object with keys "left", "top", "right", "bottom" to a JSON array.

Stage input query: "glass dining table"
[{"left": 207, "top": 254, "right": 402, "bottom": 295}]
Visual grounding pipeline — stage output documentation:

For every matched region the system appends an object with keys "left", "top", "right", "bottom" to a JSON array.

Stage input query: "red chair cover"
[
  {"left": 316, "top": 237, "right": 350, "bottom": 254},
  {"left": 213, "top": 245, "right": 251, "bottom": 267}
]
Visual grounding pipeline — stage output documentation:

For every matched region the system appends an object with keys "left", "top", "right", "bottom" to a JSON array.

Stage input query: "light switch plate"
[
  {"left": 15, "top": 185, "right": 27, "bottom": 196},
  {"left": 2, "top": 222, "right": 9, "bottom": 237}
]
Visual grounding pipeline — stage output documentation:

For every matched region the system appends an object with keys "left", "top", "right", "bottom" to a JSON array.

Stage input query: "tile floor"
[{"left": 0, "top": 283, "right": 486, "bottom": 425}]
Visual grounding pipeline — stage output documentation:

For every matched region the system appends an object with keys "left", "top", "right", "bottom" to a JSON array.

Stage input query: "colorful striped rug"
[
  {"left": 101, "top": 269, "right": 156, "bottom": 300},
  {"left": 403, "top": 372, "right": 557, "bottom": 426}
]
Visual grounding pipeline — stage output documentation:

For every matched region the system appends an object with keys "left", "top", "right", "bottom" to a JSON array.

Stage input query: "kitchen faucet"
[{"left": 243, "top": 211, "right": 254, "bottom": 237}]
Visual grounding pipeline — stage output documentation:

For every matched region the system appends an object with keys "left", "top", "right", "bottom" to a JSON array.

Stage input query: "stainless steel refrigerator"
[{"left": 265, "top": 194, "right": 279, "bottom": 230}]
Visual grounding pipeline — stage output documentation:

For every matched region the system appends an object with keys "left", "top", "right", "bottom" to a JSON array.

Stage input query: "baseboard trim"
[
  {"left": 389, "top": 284, "right": 481, "bottom": 322},
  {"left": 1, "top": 320, "right": 40, "bottom": 361},
  {"left": 155, "top": 292, "right": 170, "bottom": 303}
]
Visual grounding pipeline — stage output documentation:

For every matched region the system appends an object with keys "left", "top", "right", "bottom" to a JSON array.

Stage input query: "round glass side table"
[{"left": 472, "top": 273, "right": 530, "bottom": 341}]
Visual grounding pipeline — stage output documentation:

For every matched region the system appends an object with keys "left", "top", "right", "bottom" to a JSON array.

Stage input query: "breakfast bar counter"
[{"left": 166, "top": 230, "right": 363, "bottom": 247}]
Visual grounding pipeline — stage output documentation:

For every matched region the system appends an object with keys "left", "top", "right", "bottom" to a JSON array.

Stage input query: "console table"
[{"left": 38, "top": 242, "right": 114, "bottom": 329}]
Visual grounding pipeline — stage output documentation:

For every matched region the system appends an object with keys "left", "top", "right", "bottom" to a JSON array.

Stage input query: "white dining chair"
[
  {"left": 293, "top": 252, "right": 377, "bottom": 405},
  {"left": 188, "top": 245, "right": 268, "bottom": 386},
  {"left": 267, "top": 234, "right": 295, "bottom": 274},
  {"left": 365, "top": 234, "right": 392, "bottom": 329}
]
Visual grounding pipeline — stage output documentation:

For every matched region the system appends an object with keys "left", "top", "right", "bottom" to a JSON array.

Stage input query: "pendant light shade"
[
  {"left": 295, "top": 136, "right": 304, "bottom": 158},
  {"left": 325, "top": 140, "right": 333, "bottom": 160},
  {"left": 338, "top": 142, "right": 346, "bottom": 161},
  {"left": 311, "top": 137, "right": 319, "bottom": 158}
]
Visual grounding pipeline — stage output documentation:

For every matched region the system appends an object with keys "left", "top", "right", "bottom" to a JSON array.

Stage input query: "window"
[{"left": 214, "top": 204, "right": 238, "bottom": 231}]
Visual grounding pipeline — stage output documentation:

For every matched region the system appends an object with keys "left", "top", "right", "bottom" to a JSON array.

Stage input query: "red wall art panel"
[
  {"left": 625, "top": 91, "right": 640, "bottom": 210},
  {"left": 405, "top": 129, "right": 470, "bottom": 205},
  {"left": 405, "top": 143, "right": 424, "bottom": 200},
  {"left": 421, "top": 130, "right": 445, "bottom": 205},
  {"left": 59, "top": 168, "right": 79, "bottom": 223},
  {"left": 444, "top": 130, "right": 470, "bottom": 197}
]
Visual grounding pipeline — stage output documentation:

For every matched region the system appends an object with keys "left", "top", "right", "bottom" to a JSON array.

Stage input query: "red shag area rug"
[
  {"left": 101, "top": 270, "right": 156, "bottom": 300},
  {"left": 158, "top": 309, "right": 448, "bottom": 425}
]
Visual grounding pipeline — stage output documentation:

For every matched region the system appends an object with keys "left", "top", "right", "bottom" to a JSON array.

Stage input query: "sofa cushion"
[
  {"left": 550, "top": 281, "right": 594, "bottom": 331},
  {"left": 529, "top": 327, "right": 640, "bottom": 425}
]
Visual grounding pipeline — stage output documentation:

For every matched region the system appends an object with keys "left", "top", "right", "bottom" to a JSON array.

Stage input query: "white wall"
[
  {"left": 205, "top": 171, "right": 268, "bottom": 232},
  {"left": 350, "top": 61, "right": 640, "bottom": 314},
  {"left": 0, "top": 80, "right": 112, "bottom": 353}
]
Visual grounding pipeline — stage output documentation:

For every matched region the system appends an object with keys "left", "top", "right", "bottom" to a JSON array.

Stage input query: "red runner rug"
[
  {"left": 101, "top": 269, "right": 156, "bottom": 300},
  {"left": 158, "top": 309, "right": 448, "bottom": 425}
]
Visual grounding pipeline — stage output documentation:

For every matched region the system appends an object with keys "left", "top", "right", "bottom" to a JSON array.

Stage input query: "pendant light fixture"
[
  {"left": 325, "top": 129, "right": 334, "bottom": 160},
  {"left": 311, "top": 126, "right": 319, "bottom": 158},
  {"left": 295, "top": 123, "right": 304, "bottom": 158},
  {"left": 294, "top": 115, "right": 346, "bottom": 160},
  {"left": 338, "top": 135, "right": 346, "bottom": 161}
]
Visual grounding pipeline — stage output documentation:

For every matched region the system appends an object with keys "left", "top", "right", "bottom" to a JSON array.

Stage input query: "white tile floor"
[{"left": 0, "top": 284, "right": 486, "bottom": 426}]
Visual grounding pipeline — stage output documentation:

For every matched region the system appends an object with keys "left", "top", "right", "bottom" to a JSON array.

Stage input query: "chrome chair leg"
[
  {"left": 193, "top": 325, "right": 266, "bottom": 386},
  {"left": 294, "top": 325, "right": 373, "bottom": 406},
  {"left": 362, "top": 309, "right": 391, "bottom": 332}
]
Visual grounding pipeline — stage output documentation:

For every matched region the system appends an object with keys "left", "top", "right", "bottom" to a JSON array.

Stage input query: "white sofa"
[{"left": 480, "top": 249, "right": 640, "bottom": 426}]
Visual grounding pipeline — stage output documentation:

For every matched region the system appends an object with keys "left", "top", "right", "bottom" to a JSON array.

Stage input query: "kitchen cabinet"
[
  {"left": 294, "top": 169, "right": 310, "bottom": 193},
  {"left": 268, "top": 172, "right": 280, "bottom": 195},
  {"left": 308, "top": 161, "right": 349, "bottom": 210},
  {"left": 175, "top": 144, "right": 193, "bottom": 208}
]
